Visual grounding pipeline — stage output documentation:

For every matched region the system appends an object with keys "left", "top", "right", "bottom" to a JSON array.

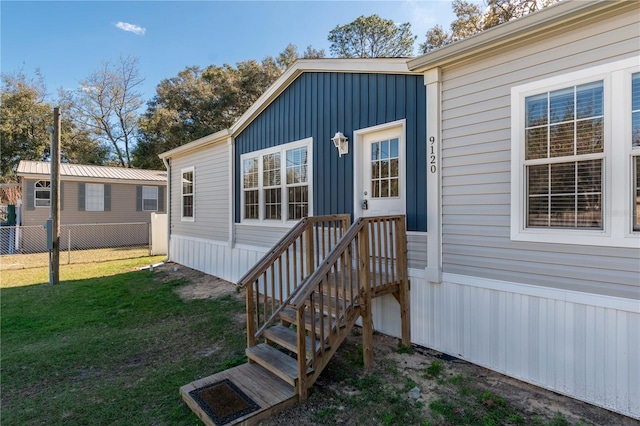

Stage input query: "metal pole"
[
  {"left": 50, "top": 107, "right": 61, "bottom": 285},
  {"left": 68, "top": 228, "right": 71, "bottom": 264}
]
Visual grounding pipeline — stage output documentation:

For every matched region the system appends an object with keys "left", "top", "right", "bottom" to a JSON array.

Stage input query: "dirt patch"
[
  {"left": 264, "top": 331, "right": 635, "bottom": 426},
  {"left": 156, "top": 263, "right": 635, "bottom": 425},
  {"left": 155, "top": 262, "right": 243, "bottom": 302}
]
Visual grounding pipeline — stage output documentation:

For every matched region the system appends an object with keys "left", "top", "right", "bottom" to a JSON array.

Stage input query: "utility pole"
[{"left": 50, "top": 107, "right": 61, "bottom": 285}]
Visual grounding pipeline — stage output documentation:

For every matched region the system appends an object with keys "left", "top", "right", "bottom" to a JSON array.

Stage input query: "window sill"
[{"left": 510, "top": 228, "right": 639, "bottom": 248}]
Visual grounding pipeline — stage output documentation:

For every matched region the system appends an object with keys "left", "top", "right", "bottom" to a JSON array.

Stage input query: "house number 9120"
[{"left": 429, "top": 136, "right": 437, "bottom": 173}]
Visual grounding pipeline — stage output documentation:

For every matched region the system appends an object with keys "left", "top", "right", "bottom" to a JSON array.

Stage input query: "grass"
[
  {"left": 1, "top": 258, "right": 246, "bottom": 425},
  {"left": 306, "top": 338, "right": 427, "bottom": 426},
  {"left": 1, "top": 246, "right": 154, "bottom": 271}
]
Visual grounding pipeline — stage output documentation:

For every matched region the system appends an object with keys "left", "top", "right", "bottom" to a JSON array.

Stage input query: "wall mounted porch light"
[{"left": 331, "top": 131, "right": 348, "bottom": 157}]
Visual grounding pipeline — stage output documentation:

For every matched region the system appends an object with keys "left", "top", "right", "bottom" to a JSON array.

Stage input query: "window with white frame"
[
  {"left": 524, "top": 81, "right": 604, "bottom": 229},
  {"left": 85, "top": 183, "right": 104, "bottom": 211},
  {"left": 241, "top": 138, "right": 312, "bottom": 223},
  {"left": 34, "top": 180, "right": 50, "bottom": 207},
  {"left": 181, "top": 167, "right": 194, "bottom": 221},
  {"left": 142, "top": 186, "right": 158, "bottom": 211},
  {"left": 511, "top": 57, "right": 639, "bottom": 248},
  {"left": 632, "top": 72, "right": 640, "bottom": 231}
]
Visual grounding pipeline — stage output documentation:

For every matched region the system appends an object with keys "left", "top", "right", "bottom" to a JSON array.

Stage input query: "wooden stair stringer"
[{"left": 302, "top": 304, "right": 362, "bottom": 391}]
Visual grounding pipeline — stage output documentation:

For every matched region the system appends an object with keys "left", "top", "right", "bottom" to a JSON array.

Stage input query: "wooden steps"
[
  {"left": 246, "top": 343, "right": 312, "bottom": 386},
  {"left": 179, "top": 215, "right": 410, "bottom": 425},
  {"left": 263, "top": 324, "right": 323, "bottom": 358},
  {"left": 180, "top": 363, "right": 297, "bottom": 426},
  {"left": 278, "top": 307, "right": 342, "bottom": 335}
]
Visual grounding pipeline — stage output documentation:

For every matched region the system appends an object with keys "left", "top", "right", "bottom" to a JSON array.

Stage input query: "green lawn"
[{"left": 0, "top": 259, "right": 247, "bottom": 425}]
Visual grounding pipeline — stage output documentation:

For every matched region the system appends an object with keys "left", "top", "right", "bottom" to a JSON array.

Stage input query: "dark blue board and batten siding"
[{"left": 234, "top": 72, "right": 427, "bottom": 232}]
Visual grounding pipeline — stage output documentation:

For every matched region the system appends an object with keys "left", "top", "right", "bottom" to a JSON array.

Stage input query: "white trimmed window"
[
  {"left": 511, "top": 57, "right": 640, "bottom": 248},
  {"left": 181, "top": 167, "right": 194, "bottom": 221},
  {"left": 34, "top": 180, "right": 50, "bottom": 207},
  {"left": 241, "top": 138, "right": 312, "bottom": 224},
  {"left": 632, "top": 72, "right": 640, "bottom": 231},
  {"left": 142, "top": 186, "right": 158, "bottom": 211},
  {"left": 85, "top": 183, "right": 104, "bottom": 211}
]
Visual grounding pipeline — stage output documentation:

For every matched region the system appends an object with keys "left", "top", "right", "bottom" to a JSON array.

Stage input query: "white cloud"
[
  {"left": 115, "top": 21, "right": 146, "bottom": 36},
  {"left": 402, "top": 0, "right": 441, "bottom": 32}
]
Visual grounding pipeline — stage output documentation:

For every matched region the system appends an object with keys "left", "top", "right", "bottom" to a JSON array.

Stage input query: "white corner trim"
[
  {"left": 425, "top": 266, "right": 442, "bottom": 283},
  {"left": 425, "top": 68, "right": 442, "bottom": 284},
  {"left": 442, "top": 273, "right": 640, "bottom": 314}
]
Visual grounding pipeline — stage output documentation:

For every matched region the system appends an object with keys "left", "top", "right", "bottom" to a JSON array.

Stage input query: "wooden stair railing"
[
  {"left": 289, "top": 215, "right": 409, "bottom": 399},
  {"left": 239, "top": 215, "right": 409, "bottom": 402},
  {"left": 238, "top": 215, "right": 350, "bottom": 348}
]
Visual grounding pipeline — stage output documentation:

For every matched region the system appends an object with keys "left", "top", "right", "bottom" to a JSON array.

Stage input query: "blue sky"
[{"left": 1, "top": 1, "right": 463, "bottom": 104}]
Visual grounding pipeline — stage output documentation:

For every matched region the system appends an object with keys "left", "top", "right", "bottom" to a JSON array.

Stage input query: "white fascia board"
[
  {"left": 407, "top": 0, "right": 628, "bottom": 72},
  {"left": 158, "top": 129, "right": 232, "bottom": 159},
  {"left": 229, "top": 58, "right": 417, "bottom": 135}
]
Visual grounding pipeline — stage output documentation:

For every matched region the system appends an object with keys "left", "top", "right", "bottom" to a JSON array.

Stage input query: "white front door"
[{"left": 354, "top": 121, "right": 406, "bottom": 219}]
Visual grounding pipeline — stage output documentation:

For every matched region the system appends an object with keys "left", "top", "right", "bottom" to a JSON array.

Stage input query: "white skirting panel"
[
  {"left": 169, "top": 234, "right": 267, "bottom": 283},
  {"left": 371, "top": 270, "right": 639, "bottom": 419}
]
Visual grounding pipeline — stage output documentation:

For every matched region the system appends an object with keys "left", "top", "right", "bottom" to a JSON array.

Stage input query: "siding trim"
[
  {"left": 425, "top": 68, "right": 443, "bottom": 283},
  {"left": 170, "top": 233, "right": 230, "bottom": 247},
  {"left": 443, "top": 272, "right": 640, "bottom": 313}
]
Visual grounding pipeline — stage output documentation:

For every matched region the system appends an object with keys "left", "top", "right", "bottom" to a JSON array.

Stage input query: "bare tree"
[{"left": 62, "top": 55, "right": 144, "bottom": 167}]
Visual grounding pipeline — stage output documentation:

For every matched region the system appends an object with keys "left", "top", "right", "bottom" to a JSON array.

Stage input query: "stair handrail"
[
  {"left": 237, "top": 214, "right": 350, "bottom": 288},
  {"left": 240, "top": 214, "right": 350, "bottom": 348},
  {"left": 237, "top": 218, "right": 308, "bottom": 288},
  {"left": 289, "top": 218, "right": 366, "bottom": 309},
  {"left": 290, "top": 215, "right": 405, "bottom": 309},
  {"left": 289, "top": 215, "right": 408, "bottom": 399}
]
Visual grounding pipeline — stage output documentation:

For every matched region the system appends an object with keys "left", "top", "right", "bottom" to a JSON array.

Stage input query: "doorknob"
[{"left": 362, "top": 199, "right": 368, "bottom": 210}]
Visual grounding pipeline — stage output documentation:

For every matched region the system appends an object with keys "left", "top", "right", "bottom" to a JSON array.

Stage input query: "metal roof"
[{"left": 17, "top": 161, "right": 167, "bottom": 182}]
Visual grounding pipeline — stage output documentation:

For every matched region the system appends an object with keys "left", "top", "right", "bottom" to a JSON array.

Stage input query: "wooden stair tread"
[
  {"left": 246, "top": 343, "right": 312, "bottom": 386},
  {"left": 312, "top": 292, "right": 352, "bottom": 312},
  {"left": 278, "top": 308, "right": 342, "bottom": 334},
  {"left": 263, "top": 325, "right": 323, "bottom": 358}
]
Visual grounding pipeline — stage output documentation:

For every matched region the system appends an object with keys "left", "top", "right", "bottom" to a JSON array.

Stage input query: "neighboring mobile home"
[
  {"left": 16, "top": 160, "right": 167, "bottom": 250},
  {"left": 161, "top": 0, "right": 639, "bottom": 419}
]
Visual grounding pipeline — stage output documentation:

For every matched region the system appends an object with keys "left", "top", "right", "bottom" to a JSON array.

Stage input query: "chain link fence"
[{"left": 0, "top": 222, "right": 151, "bottom": 270}]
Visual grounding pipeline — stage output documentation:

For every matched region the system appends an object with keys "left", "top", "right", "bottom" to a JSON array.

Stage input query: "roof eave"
[
  {"left": 17, "top": 173, "right": 166, "bottom": 185},
  {"left": 407, "top": 0, "right": 625, "bottom": 72},
  {"left": 158, "top": 128, "right": 232, "bottom": 159}
]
